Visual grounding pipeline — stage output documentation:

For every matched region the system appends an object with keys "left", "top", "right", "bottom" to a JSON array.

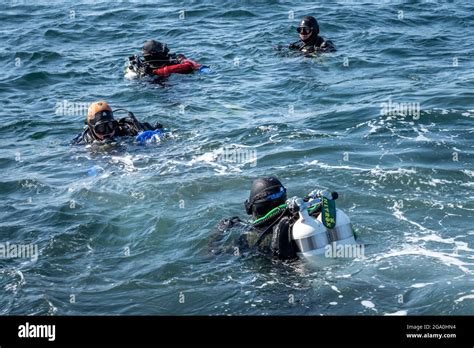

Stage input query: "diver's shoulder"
[
  {"left": 72, "top": 127, "right": 93, "bottom": 144},
  {"left": 319, "top": 37, "right": 336, "bottom": 52},
  {"left": 289, "top": 41, "right": 303, "bottom": 50}
]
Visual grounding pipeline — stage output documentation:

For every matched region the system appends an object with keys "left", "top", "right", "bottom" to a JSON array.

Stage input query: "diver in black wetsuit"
[
  {"left": 141, "top": 40, "right": 175, "bottom": 70},
  {"left": 211, "top": 177, "right": 353, "bottom": 264},
  {"left": 213, "top": 177, "right": 315, "bottom": 260},
  {"left": 128, "top": 39, "right": 201, "bottom": 78},
  {"left": 72, "top": 101, "right": 162, "bottom": 144},
  {"left": 289, "top": 16, "right": 336, "bottom": 55}
]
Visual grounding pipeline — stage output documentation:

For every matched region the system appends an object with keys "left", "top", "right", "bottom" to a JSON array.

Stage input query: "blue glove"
[
  {"left": 136, "top": 129, "right": 164, "bottom": 143},
  {"left": 198, "top": 66, "right": 212, "bottom": 74}
]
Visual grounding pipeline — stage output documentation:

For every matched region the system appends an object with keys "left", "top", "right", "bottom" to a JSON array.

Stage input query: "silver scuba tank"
[
  {"left": 292, "top": 207, "right": 329, "bottom": 256},
  {"left": 290, "top": 196, "right": 357, "bottom": 265}
]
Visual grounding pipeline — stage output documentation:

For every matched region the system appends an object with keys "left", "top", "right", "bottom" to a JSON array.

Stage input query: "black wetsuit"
[
  {"left": 289, "top": 34, "right": 336, "bottom": 55},
  {"left": 127, "top": 53, "right": 178, "bottom": 79},
  {"left": 214, "top": 214, "right": 297, "bottom": 260},
  {"left": 73, "top": 112, "right": 162, "bottom": 144},
  {"left": 213, "top": 205, "right": 323, "bottom": 260},
  {"left": 142, "top": 53, "right": 179, "bottom": 70}
]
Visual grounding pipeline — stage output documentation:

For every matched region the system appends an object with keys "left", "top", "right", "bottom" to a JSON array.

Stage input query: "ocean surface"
[{"left": 0, "top": 0, "right": 473, "bottom": 315}]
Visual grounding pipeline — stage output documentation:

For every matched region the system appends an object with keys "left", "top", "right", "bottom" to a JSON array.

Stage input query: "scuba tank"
[
  {"left": 316, "top": 208, "right": 355, "bottom": 246},
  {"left": 125, "top": 55, "right": 143, "bottom": 80},
  {"left": 289, "top": 192, "right": 357, "bottom": 265},
  {"left": 291, "top": 198, "right": 329, "bottom": 256}
]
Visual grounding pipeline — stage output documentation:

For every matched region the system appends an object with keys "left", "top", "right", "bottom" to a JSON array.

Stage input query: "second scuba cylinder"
[
  {"left": 292, "top": 208, "right": 356, "bottom": 265},
  {"left": 292, "top": 208, "right": 330, "bottom": 256}
]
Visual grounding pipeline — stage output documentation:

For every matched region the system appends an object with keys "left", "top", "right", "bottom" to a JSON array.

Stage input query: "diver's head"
[
  {"left": 87, "top": 101, "right": 117, "bottom": 141},
  {"left": 142, "top": 39, "right": 170, "bottom": 64},
  {"left": 297, "top": 16, "right": 319, "bottom": 42},
  {"left": 245, "top": 177, "right": 287, "bottom": 219}
]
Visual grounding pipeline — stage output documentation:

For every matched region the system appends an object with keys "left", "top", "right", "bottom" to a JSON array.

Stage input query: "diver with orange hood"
[{"left": 73, "top": 101, "right": 164, "bottom": 144}]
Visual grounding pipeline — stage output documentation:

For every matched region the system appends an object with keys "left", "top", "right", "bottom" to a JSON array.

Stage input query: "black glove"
[
  {"left": 289, "top": 42, "right": 300, "bottom": 50},
  {"left": 138, "top": 65, "right": 153, "bottom": 76}
]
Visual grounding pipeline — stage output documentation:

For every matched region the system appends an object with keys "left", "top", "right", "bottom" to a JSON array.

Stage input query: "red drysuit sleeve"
[{"left": 152, "top": 59, "right": 201, "bottom": 77}]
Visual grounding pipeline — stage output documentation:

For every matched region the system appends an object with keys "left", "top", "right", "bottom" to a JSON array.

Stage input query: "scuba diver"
[
  {"left": 213, "top": 177, "right": 356, "bottom": 263},
  {"left": 73, "top": 101, "right": 164, "bottom": 144},
  {"left": 126, "top": 39, "right": 203, "bottom": 79},
  {"left": 214, "top": 177, "right": 298, "bottom": 260},
  {"left": 289, "top": 16, "right": 336, "bottom": 55}
]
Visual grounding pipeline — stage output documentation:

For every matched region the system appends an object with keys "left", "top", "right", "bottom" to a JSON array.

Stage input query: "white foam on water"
[
  {"left": 268, "top": 133, "right": 284, "bottom": 143},
  {"left": 391, "top": 202, "right": 433, "bottom": 234},
  {"left": 222, "top": 103, "right": 245, "bottom": 110},
  {"left": 329, "top": 302, "right": 338, "bottom": 306},
  {"left": 414, "top": 133, "right": 430, "bottom": 142},
  {"left": 111, "top": 155, "right": 136, "bottom": 172},
  {"left": 305, "top": 161, "right": 418, "bottom": 185},
  {"left": 257, "top": 125, "right": 278, "bottom": 132},
  {"left": 365, "top": 119, "right": 386, "bottom": 135},
  {"left": 188, "top": 144, "right": 256, "bottom": 175},
  {"left": 373, "top": 245, "right": 473, "bottom": 274},
  {"left": 460, "top": 181, "right": 474, "bottom": 188},
  {"left": 369, "top": 165, "right": 417, "bottom": 178},
  {"left": 454, "top": 294, "right": 474, "bottom": 303},
  {"left": 410, "top": 125, "right": 433, "bottom": 143},
  {"left": 189, "top": 152, "right": 230, "bottom": 171},
  {"left": 406, "top": 234, "right": 474, "bottom": 252},
  {"left": 426, "top": 178, "right": 453, "bottom": 187},
  {"left": 384, "top": 310, "right": 407, "bottom": 316},
  {"left": 410, "top": 282, "right": 434, "bottom": 288},
  {"left": 451, "top": 241, "right": 471, "bottom": 253},
  {"left": 331, "top": 285, "right": 341, "bottom": 293},
  {"left": 406, "top": 234, "right": 454, "bottom": 244},
  {"left": 3, "top": 269, "right": 25, "bottom": 294},
  {"left": 255, "top": 281, "right": 276, "bottom": 289},
  {"left": 46, "top": 299, "right": 58, "bottom": 315},
  {"left": 306, "top": 159, "right": 366, "bottom": 172},
  {"left": 461, "top": 169, "right": 474, "bottom": 178},
  {"left": 361, "top": 300, "right": 376, "bottom": 310}
]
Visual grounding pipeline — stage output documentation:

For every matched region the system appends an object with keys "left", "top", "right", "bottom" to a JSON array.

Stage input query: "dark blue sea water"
[{"left": 0, "top": 0, "right": 473, "bottom": 315}]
